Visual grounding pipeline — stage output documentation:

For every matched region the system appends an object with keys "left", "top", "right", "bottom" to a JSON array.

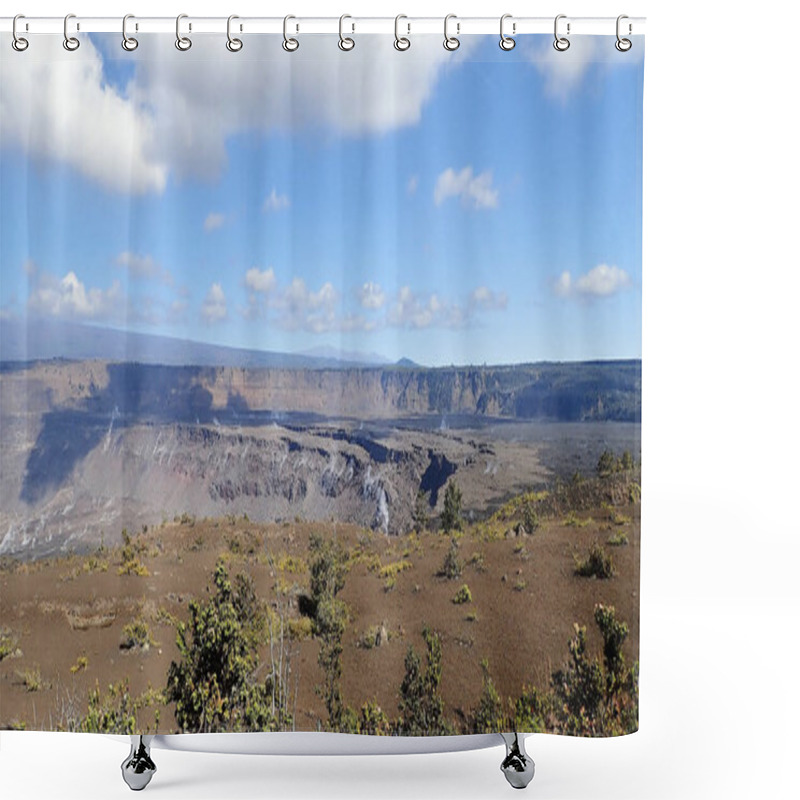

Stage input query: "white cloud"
[
  {"left": 115, "top": 252, "right": 173, "bottom": 285},
  {"left": 407, "top": 175, "right": 419, "bottom": 195},
  {"left": 263, "top": 189, "right": 290, "bottom": 213},
  {"left": 2, "top": 34, "right": 477, "bottom": 194},
  {"left": 204, "top": 212, "right": 225, "bottom": 232},
  {"left": 526, "top": 34, "right": 645, "bottom": 101},
  {"left": 28, "top": 269, "right": 122, "bottom": 321},
  {"left": 357, "top": 282, "right": 386, "bottom": 310},
  {"left": 0, "top": 37, "right": 166, "bottom": 194},
  {"left": 470, "top": 286, "right": 508, "bottom": 311},
  {"left": 245, "top": 267, "right": 277, "bottom": 294},
  {"left": 201, "top": 283, "right": 227, "bottom": 324},
  {"left": 554, "top": 264, "right": 632, "bottom": 299},
  {"left": 434, "top": 167, "right": 499, "bottom": 210}
]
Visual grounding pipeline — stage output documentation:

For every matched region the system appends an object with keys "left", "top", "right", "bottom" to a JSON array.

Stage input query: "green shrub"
[
  {"left": 439, "top": 538, "right": 463, "bottom": 579},
  {"left": 120, "top": 618, "right": 157, "bottom": 652},
  {"left": 397, "top": 627, "right": 452, "bottom": 735},
  {"left": 118, "top": 529, "right": 149, "bottom": 577},
  {"left": 452, "top": 584, "right": 473, "bottom": 605},
  {"left": 165, "top": 561, "right": 290, "bottom": 733},
  {"left": 440, "top": 480, "right": 463, "bottom": 532},
  {"left": 607, "top": 532, "right": 629, "bottom": 547},
  {"left": 574, "top": 543, "right": 615, "bottom": 579},
  {"left": 0, "top": 627, "right": 19, "bottom": 661},
  {"left": 470, "top": 659, "right": 507, "bottom": 733}
]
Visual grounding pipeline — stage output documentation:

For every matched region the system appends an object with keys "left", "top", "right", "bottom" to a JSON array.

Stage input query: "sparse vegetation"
[
  {"left": 397, "top": 627, "right": 451, "bottom": 735},
  {"left": 16, "top": 665, "right": 46, "bottom": 692},
  {"left": 118, "top": 529, "right": 150, "bottom": 577},
  {"left": 574, "top": 542, "right": 615, "bottom": 579},
  {"left": 607, "top": 531, "right": 629, "bottom": 547},
  {"left": 165, "top": 560, "right": 291, "bottom": 732},
  {"left": 120, "top": 618, "right": 157, "bottom": 652},
  {"left": 70, "top": 655, "right": 89, "bottom": 674},
  {"left": 0, "top": 627, "right": 19, "bottom": 661},
  {"left": 452, "top": 584, "right": 473, "bottom": 605},
  {"left": 412, "top": 489, "right": 430, "bottom": 533},
  {"left": 440, "top": 480, "right": 463, "bottom": 532},
  {"left": 470, "top": 659, "right": 506, "bottom": 733},
  {"left": 439, "top": 537, "right": 463, "bottom": 579}
]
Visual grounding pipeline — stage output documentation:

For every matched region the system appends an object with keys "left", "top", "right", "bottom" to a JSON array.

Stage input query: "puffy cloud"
[
  {"left": 115, "top": 252, "right": 173, "bottom": 285},
  {"left": 204, "top": 212, "right": 225, "bottom": 232},
  {"left": 0, "top": 37, "right": 166, "bottom": 194},
  {"left": 526, "top": 34, "right": 645, "bottom": 102},
  {"left": 434, "top": 167, "right": 499, "bottom": 209},
  {"left": 28, "top": 269, "right": 122, "bottom": 321},
  {"left": 469, "top": 286, "right": 508, "bottom": 311},
  {"left": 244, "top": 267, "right": 277, "bottom": 294},
  {"left": 263, "top": 189, "right": 290, "bottom": 213},
  {"left": 554, "top": 264, "right": 631, "bottom": 299},
  {"left": 201, "top": 283, "right": 227, "bottom": 324},
  {"left": 2, "top": 34, "right": 476, "bottom": 194},
  {"left": 357, "top": 281, "right": 386, "bottom": 310}
]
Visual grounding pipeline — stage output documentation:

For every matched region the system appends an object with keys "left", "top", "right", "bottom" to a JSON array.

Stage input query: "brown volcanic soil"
[{"left": 0, "top": 483, "right": 639, "bottom": 733}]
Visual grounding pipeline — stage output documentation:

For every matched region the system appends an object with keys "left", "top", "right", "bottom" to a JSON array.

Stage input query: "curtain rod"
[{"left": 0, "top": 16, "right": 645, "bottom": 36}]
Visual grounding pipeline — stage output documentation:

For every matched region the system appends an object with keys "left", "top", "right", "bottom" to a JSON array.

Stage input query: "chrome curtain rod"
[{"left": 0, "top": 16, "right": 645, "bottom": 36}]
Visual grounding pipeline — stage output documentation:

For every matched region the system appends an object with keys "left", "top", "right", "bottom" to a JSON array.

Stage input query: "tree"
[
  {"left": 440, "top": 480, "right": 463, "bottom": 532},
  {"left": 309, "top": 533, "right": 350, "bottom": 730},
  {"left": 397, "top": 627, "right": 451, "bottom": 735},
  {"left": 551, "top": 604, "right": 638, "bottom": 736},
  {"left": 412, "top": 489, "right": 430, "bottom": 533},
  {"left": 620, "top": 450, "right": 634, "bottom": 471},
  {"left": 596, "top": 449, "right": 618, "bottom": 478},
  {"left": 470, "top": 659, "right": 507, "bottom": 733},
  {"left": 165, "top": 561, "right": 287, "bottom": 732}
]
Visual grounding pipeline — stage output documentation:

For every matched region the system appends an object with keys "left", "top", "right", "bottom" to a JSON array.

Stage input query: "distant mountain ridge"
[{"left": 0, "top": 319, "right": 404, "bottom": 369}]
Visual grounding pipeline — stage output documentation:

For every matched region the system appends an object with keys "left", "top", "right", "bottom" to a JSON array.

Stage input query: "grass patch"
[
  {"left": 0, "top": 627, "right": 19, "bottom": 661},
  {"left": 563, "top": 512, "right": 594, "bottom": 528},
  {"left": 452, "top": 584, "right": 473, "bottom": 605},
  {"left": 465, "top": 610, "right": 479, "bottom": 622},
  {"left": 119, "top": 618, "right": 157, "bottom": 652},
  {"left": 467, "top": 551, "right": 487, "bottom": 573},
  {"left": 514, "top": 579, "right": 527, "bottom": 592},
  {"left": 574, "top": 542, "right": 615, "bottom": 579},
  {"left": 118, "top": 529, "right": 150, "bottom": 577},
  {"left": 378, "top": 559, "right": 413, "bottom": 579},
  {"left": 287, "top": 616, "right": 314, "bottom": 640},
  {"left": 16, "top": 665, "right": 47, "bottom": 692},
  {"left": 70, "top": 655, "right": 89, "bottom": 674},
  {"left": 607, "top": 531, "right": 629, "bottom": 547},
  {"left": 276, "top": 554, "right": 308, "bottom": 574}
]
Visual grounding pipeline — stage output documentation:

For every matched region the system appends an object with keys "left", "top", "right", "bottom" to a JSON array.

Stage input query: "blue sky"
[{"left": 0, "top": 33, "right": 643, "bottom": 366}]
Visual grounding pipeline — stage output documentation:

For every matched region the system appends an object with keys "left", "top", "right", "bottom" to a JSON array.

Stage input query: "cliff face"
[{"left": 201, "top": 361, "right": 641, "bottom": 422}]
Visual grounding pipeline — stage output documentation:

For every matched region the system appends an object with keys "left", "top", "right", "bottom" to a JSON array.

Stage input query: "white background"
[{"left": 2, "top": 1, "right": 798, "bottom": 798}]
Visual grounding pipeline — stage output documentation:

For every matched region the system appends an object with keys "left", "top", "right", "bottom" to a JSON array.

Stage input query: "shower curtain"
[{"left": 0, "top": 23, "right": 643, "bottom": 740}]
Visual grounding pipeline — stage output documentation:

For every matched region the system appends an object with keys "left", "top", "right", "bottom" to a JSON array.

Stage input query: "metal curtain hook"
[
  {"left": 176, "top": 14, "right": 192, "bottom": 51},
  {"left": 12, "top": 14, "right": 29, "bottom": 51},
  {"left": 339, "top": 14, "right": 354, "bottom": 51},
  {"left": 122, "top": 14, "right": 138, "bottom": 51},
  {"left": 227, "top": 15, "right": 243, "bottom": 51},
  {"left": 394, "top": 14, "right": 410, "bottom": 51},
  {"left": 63, "top": 13, "right": 80, "bottom": 51},
  {"left": 616, "top": 14, "right": 632, "bottom": 51},
  {"left": 554, "top": 14, "right": 570, "bottom": 51},
  {"left": 283, "top": 15, "right": 299, "bottom": 51},
  {"left": 499, "top": 14, "right": 515, "bottom": 51},
  {"left": 444, "top": 14, "right": 460, "bottom": 51}
]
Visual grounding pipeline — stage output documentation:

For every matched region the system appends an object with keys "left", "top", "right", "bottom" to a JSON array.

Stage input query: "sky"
[{"left": 0, "top": 33, "right": 644, "bottom": 366}]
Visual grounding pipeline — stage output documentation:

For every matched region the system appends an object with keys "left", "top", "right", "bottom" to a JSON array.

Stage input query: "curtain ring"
[
  {"left": 443, "top": 14, "right": 460, "bottom": 51},
  {"left": 615, "top": 14, "right": 632, "bottom": 51},
  {"left": 338, "top": 14, "right": 355, "bottom": 51},
  {"left": 226, "top": 15, "right": 243, "bottom": 51},
  {"left": 122, "top": 14, "right": 138, "bottom": 51},
  {"left": 63, "top": 13, "right": 80, "bottom": 51},
  {"left": 175, "top": 14, "right": 192, "bottom": 51},
  {"left": 283, "top": 15, "right": 299, "bottom": 51},
  {"left": 11, "top": 14, "right": 29, "bottom": 52},
  {"left": 499, "top": 14, "right": 515, "bottom": 51},
  {"left": 394, "top": 15, "right": 410, "bottom": 51},
  {"left": 553, "top": 14, "right": 570, "bottom": 51}
]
